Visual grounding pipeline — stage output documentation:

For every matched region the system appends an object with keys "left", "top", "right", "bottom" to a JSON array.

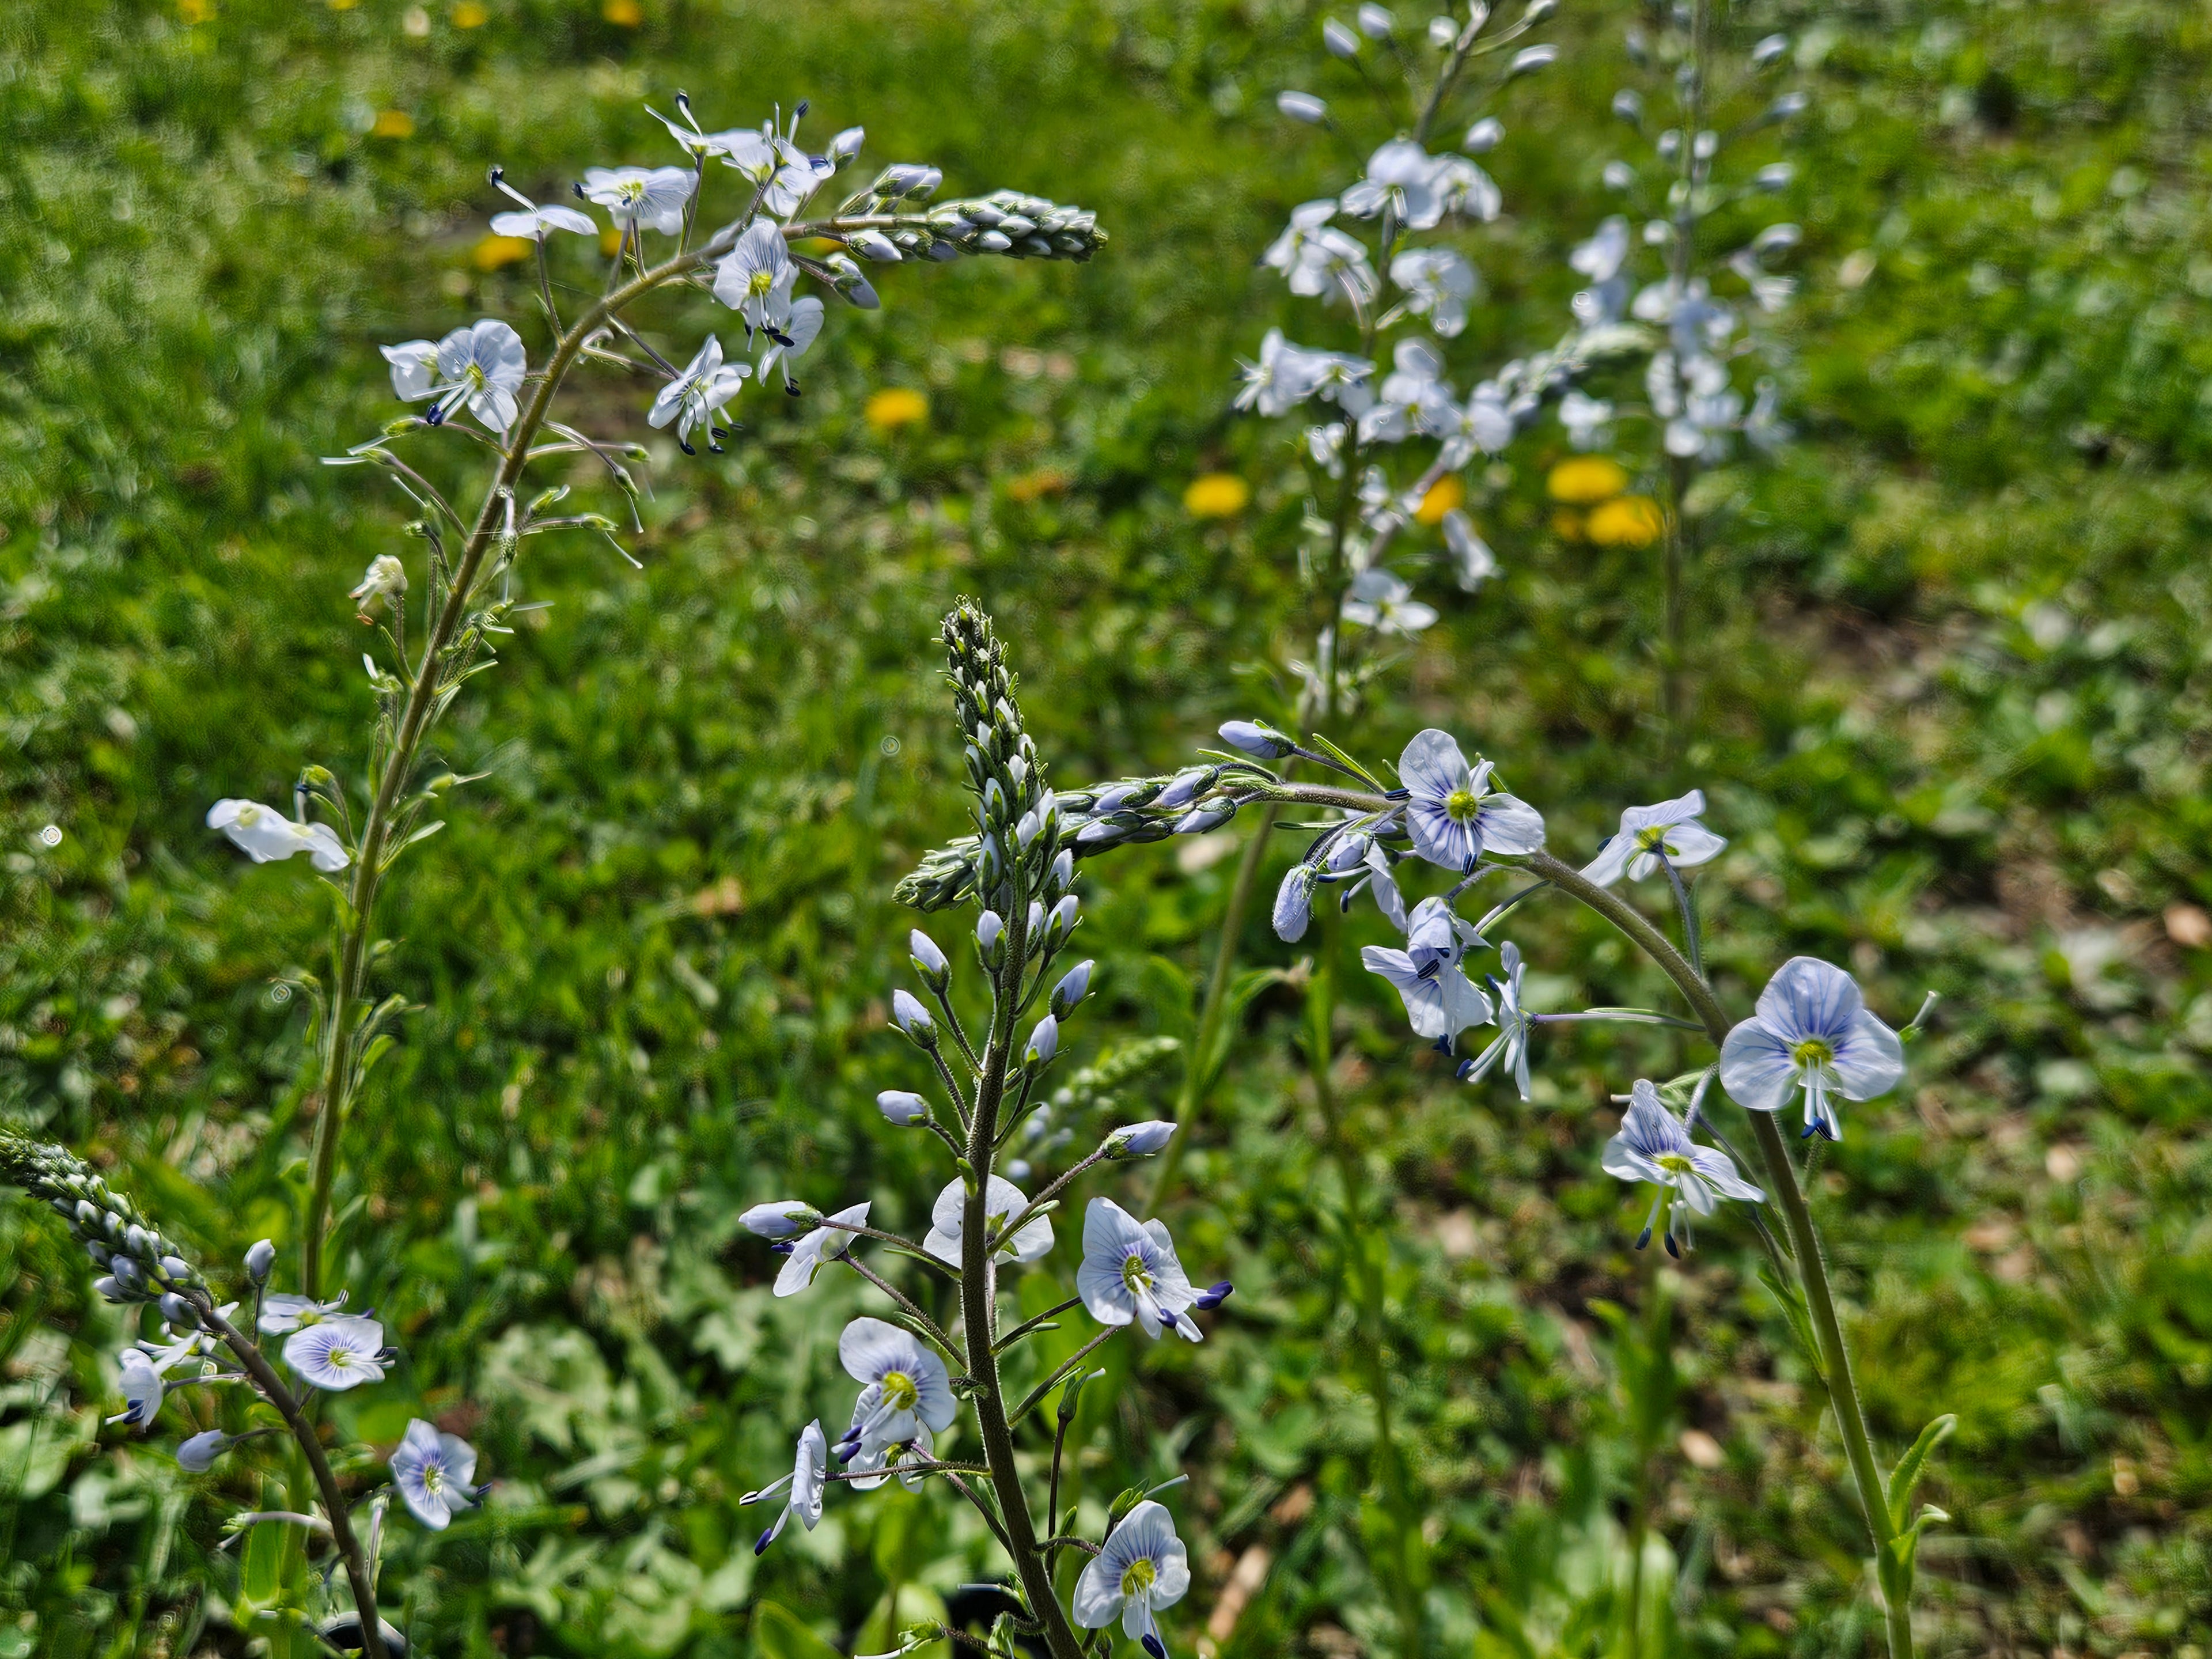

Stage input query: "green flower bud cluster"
[
  {"left": 0, "top": 1133, "right": 202, "bottom": 1304},
  {"left": 942, "top": 599, "right": 1066, "bottom": 916},
  {"left": 833, "top": 191, "right": 1107, "bottom": 267}
]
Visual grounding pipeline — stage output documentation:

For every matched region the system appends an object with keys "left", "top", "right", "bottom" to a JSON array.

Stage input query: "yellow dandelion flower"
[
  {"left": 1183, "top": 474, "right": 1251, "bottom": 518},
  {"left": 1006, "top": 467, "right": 1071, "bottom": 503},
  {"left": 1546, "top": 455, "right": 1630, "bottom": 505},
  {"left": 598, "top": 226, "right": 624, "bottom": 257},
  {"left": 1414, "top": 474, "right": 1465, "bottom": 525},
  {"left": 472, "top": 234, "right": 534, "bottom": 272},
  {"left": 1586, "top": 495, "right": 1666, "bottom": 548},
  {"left": 865, "top": 388, "right": 930, "bottom": 432},
  {"left": 603, "top": 0, "right": 642, "bottom": 22},
  {"left": 453, "top": 0, "right": 487, "bottom": 24},
  {"left": 178, "top": 0, "right": 213, "bottom": 21},
  {"left": 369, "top": 110, "right": 416, "bottom": 140},
  {"left": 1550, "top": 510, "right": 1586, "bottom": 543}
]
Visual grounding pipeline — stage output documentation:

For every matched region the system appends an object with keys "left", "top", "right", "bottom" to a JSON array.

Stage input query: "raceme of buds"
[{"left": 1, "top": 1134, "right": 202, "bottom": 1303}]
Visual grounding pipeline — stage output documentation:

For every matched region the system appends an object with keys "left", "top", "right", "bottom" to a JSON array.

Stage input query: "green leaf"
[
  {"left": 1305, "top": 730, "right": 1387, "bottom": 791},
  {"left": 1886, "top": 1412, "right": 1957, "bottom": 1533},
  {"left": 1757, "top": 1261, "right": 1826, "bottom": 1384},
  {"left": 752, "top": 1602, "right": 845, "bottom": 1659}
]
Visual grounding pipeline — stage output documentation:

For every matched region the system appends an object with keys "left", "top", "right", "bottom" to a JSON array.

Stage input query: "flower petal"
[{"left": 1718, "top": 1020, "right": 1799, "bottom": 1112}]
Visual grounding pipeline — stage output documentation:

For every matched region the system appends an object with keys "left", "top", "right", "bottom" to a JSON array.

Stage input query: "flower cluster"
[
  {"left": 1547, "top": 10, "right": 1805, "bottom": 469},
  {"left": 1233, "top": 0, "right": 1562, "bottom": 718},
  {"left": 737, "top": 604, "right": 1224, "bottom": 1657}
]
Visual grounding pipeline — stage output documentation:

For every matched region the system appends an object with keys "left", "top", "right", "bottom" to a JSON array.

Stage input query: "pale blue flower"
[
  {"left": 1342, "top": 570, "right": 1437, "bottom": 636},
  {"left": 1361, "top": 898, "right": 1494, "bottom": 1054},
  {"left": 1583, "top": 790, "right": 1726, "bottom": 887},
  {"left": 487, "top": 170, "right": 595, "bottom": 240},
  {"left": 647, "top": 335, "right": 749, "bottom": 454},
  {"left": 108, "top": 1349, "right": 163, "bottom": 1427},
  {"left": 425, "top": 319, "right": 528, "bottom": 432},
  {"left": 1397, "top": 729, "right": 1545, "bottom": 872},
  {"left": 1459, "top": 941, "right": 1534, "bottom": 1099},
  {"left": 580, "top": 164, "right": 692, "bottom": 235},
  {"left": 389, "top": 1418, "right": 480, "bottom": 1530},
  {"left": 1720, "top": 957, "right": 1904, "bottom": 1141},
  {"left": 206, "top": 800, "right": 349, "bottom": 873},
  {"left": 774, "top": 1201, "right": 871, "bottom": 1297},
  {"left": 923, "top": 1176, "right": 1052, "bottom": 1266},
  {"left": 743, "top": 1420, "right": 827, "bottom": 1553},
  {"left": 759, "top": 296, "right": 824, "bottom": 395},
  {"left": 738, "top": 1200, "right": 820, "bottom": 1239},
  {"left": 713, "top": 221, "right": 797, "bottom": 335},
  {"left": 1078, "top": 1199, "right": 1212, "bottom": 1343},
  {"left": 836, "top": 1317, "right": 956, "bottom": 1461},
  {"left": 1603, "top": 1079, "right": 1763, "bottom": 1255},
  {"left": 283, "top": 1314, "right": 387, "bottom": 1392},
  {"left": 1074, "top": 1499, "right": 1192, "bottom": 1658},
  {"left": 257, "top": 1290, "right": 350, "bottom": 1336}
]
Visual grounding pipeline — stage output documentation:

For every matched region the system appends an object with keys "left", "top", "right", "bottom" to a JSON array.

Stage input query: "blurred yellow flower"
[
  {"left": 1414, "top": 474, "right": 1465, "bottom": 525},
  {"left": 603, "top": 0, "right": 642, "bottom": 22},
  {"left": 1006, "top": 467, "right": 1071, "bottom": 503},
  {"left": 1551, "top": 509, "right": 1585, "bottom": 542},
  {"left": 1546, "top": 456, "right": 1629, "bottom": 505},
  {"left": 865, "top": 388, "right": 930, "bottom": 432},
  {"left": 598, "top": 226, "right": 624, "bottom": 256},
  {"left": 453, "top": 0, "right": 487, "bottom": 24},
  {"left": 1586, "top": 495, "right": 1666, "bottom": 548},
  {"left": 370, "top": 110, "right": 416, "bottom": 139},
  {"left": 472, "top": 234, "right": 534, "bottom": 272},
  {"left": 177, "top": 0, "right": 213, "bottom": 21},
  {"left": 1183, "top": 474, "right": 1251, "bottom": 518}
]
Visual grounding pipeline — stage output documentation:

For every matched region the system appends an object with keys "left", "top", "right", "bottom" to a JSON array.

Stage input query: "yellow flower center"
[
  {"left": 881, "top": 1370, "right": 918, "bottom": 1413},
  {"left": 1120, "top": 1253, "right": 1153, "bottom": 1295},
  {"left": 1635, "top": 826, "right": 1669, "bottom": 851},
  {"left": 1656, "top": 1153, "right": 1694, "bottom": 1176},
  {"left": 1791, "top": 1038, "right": 1833, "bottom": 1069},
  {"left": 1445, "top": 788, "right": 1479, "bottom": 823},
  {"left": 1120, "top": 1557, "right": 1157, "bottom": 1597},
  {"left": 748, "top": 270, "right": 774, "bottom": 298}
]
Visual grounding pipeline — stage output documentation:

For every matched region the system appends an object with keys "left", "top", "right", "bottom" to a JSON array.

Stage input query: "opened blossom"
[{"left": 1719, "top": 957, "right": 1905, "bottom": 1141}]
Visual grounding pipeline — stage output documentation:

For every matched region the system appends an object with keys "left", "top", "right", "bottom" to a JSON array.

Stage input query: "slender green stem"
[
  {"left": 1145, "top": 801, "right": 1279, "bottom": 1212},
  {"left": 195, "top": 1300, "right": 388, "bottom": 1659},
  {"left": 1525, "top": 851, "right": 1910, "bottom": 1658},
  {"left": 962, "top": 908, "right": 1086, "bottom": 1659}
]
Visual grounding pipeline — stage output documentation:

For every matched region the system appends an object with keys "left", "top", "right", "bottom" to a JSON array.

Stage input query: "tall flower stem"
[
  {"left": 963, "top": 909, "right": 1088, "bottom": 1659},
  {"left": 1219, "top": 785, "right": 1912, "bottom": 1658},
  {"left": 1659, "top": 0, "right": 1709, "bottom": 754},
  {"left": 194, "top": 1298, "right": 390, "bottom": 1659},
  {"left": 1523, "top": 850, "right": 1910, "bottom": 1659}
]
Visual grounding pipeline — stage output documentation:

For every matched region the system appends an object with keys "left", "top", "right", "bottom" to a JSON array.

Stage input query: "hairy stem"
[
  {"left": 198, "top": 1301, "right": 388, "bottom": 1659},
  {"left": 964, "top": 908, "right": 1086, "bottom": 1659},
  {"left": 1525, "top": 851, "right": 1910, "bottom": 1658}
]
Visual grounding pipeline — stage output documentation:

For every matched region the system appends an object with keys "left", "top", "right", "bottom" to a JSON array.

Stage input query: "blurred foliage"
[{"left": 2, "top": 0, "right": 2211, "bottom": 1656}]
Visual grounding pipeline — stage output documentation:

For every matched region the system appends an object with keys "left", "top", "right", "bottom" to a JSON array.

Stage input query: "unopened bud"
[
  {"left": 830, "top": 126, "right": 866, "bottom": 165},
  {"left": 1277, "top": 90, "right": 1327, "bottom": 124},
  {"left": 877, "top": 1090, "right": 930, "bottom": 1126},
  {"left": 740, "top": 1202, "right": 820, "bottom": 1240},
  {"left": 1322, "top": 16, "right": 1360, "bottom": 55},
  {"left": 891, "top": 990, "right": 937, "bottom": 1046},
  {"left": 1024, "top": 1014, "right": 1059, "bottom": 1067},
  {"left": 1219, "top": 719, "right": 1294, "bottom": 759},
  {"left": 1109, "top": 1120, "right": 1175, "bottom": 1159},
  {"left": 1051, "top": 960, "right": 1093, "bottom": 1017},
  {"left": 245, "top": 1238, "right": 276, "bottom": 1283},
  {"left": 909, "top": 929, "right": 949, "bottom": 991}
]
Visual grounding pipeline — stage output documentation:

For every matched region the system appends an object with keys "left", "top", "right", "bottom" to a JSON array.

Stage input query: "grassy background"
[{"left": 3, "top": 0, "right": 2212, "bottom": 1655}]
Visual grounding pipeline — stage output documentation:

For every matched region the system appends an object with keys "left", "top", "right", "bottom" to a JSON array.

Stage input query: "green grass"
[{"left": 3, "top": 0, "right": 2211, "bottom": 1656}]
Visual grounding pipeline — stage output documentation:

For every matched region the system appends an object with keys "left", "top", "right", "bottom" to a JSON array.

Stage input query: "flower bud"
[
  {"left": 1024, "top": 1014, "right": 1059, "bottom": 1067},
  {"left": 1075, "top": 819, "right": 1123, "bottom": 847},
  {"left": 1027, "top": 900, "right": 1046, "bottom": 942},
  {"left": 1323, "top": 16, "right": 1359, "bottom": 54},
  {"left": 909, "top": 929, "right": 949, "bottom": 991},
  {"left": 1326, "top": 832, "right": 1372, "bottom": 873},
  {"left": 1427, "top": 14, "right": 1456, "bottom": 48},
  {"left": 92, "top": 1275, "right": 125, "bottom": 1302},
  {"left": 1509, "top": 43, "right": 1557, "bottom": 75},
  {"left": 1048, "top": 849, "right": 1074, "bottom": 895},
  {"left": 1521, "top": 0, "right": 1556, "bottom": 20},
  {"left": 177, "top": 1429, "right": 232, "bottom": 1473},
  {"left": 1751, "top": 32, "right": 1789, "bottom": 66},
  {"left": 160, "top": 1293, "right": 199, "bottom": 1330},
  {"left": 1277, "top": 90, "right": 1327, "bottom": 124},
  {"left": 245, "top": 1238, "right": 276, "bottom": 1283},
  {"left": 1049, "top": 895, "right": 1079, "bottom": 942},
  {"left": 891, "top": 990, "right": 937, "bottom": 1046},
  {"left": 1173, "top": 806, "right": 1235, "bottom": 835},
  {"left": 976, "top": 910, "right": 1005, "bottom": 965},
  {"left": 1154, "top": 768, "right": 1213, "bottom": 810},
  {"left": 1051, "top": 960, "right": 1093, "bottom": 1018},
  {"left": 160, "top": 1257, "right": 194, "bottom": 1285},
  {"left": 830, "top": 126, "right": 866, "bottom": 165},
  {"left": 1274, "top": 864, "right": 1317, "bottom": 943},
  {"left": 1765, "top": 90, "right": 1809, "bottom": 122},
  {"left": 849, "top": 229, "right": 903, "bottom": 262},
  {"left": 1464, "top": 117, "right": 1503, "bottom": 153},
  {"left": 877, "top": 1090, "right": 930, "bottom": 1126},
  {"left": 1357, "top": 2, "right": 1392, "bottom": 36},
  {"left": 1108, "top": 1120, "right": 1174, "bottom": 1158},
  {"left": 740, "top": 1202, "right": 820, "bottom": 1240},
  {"left": 1014, "top": 809, "right": 1040, "bottom": 849},
  {"left": 1218, "top": 719, "right": 1294, "bottom": 759}
]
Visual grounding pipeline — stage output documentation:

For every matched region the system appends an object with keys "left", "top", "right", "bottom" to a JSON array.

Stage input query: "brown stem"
[
  {"left": 196, "top": 1300, "right": 388, "bottom": 1659},
  {"left": 963, "top": 910, "right": 1086, "bottom": 1659}
]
